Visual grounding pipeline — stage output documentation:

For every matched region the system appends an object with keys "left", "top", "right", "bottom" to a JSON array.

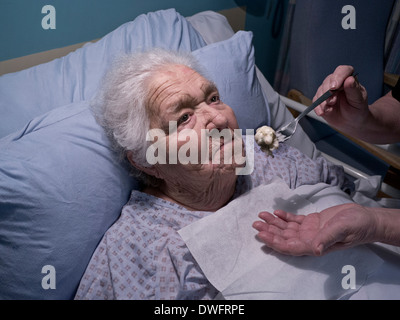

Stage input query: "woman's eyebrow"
[
  {"left": 169, "top": 81, "right": 219, "bottom": 116},
  {"left": 202, "top": 82, "right": 218, "bottom": 97},
  {"left": 171, "top": 95, "right": 198, "bottom": 114}
]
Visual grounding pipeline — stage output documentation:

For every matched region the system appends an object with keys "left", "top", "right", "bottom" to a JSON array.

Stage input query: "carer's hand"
[
  {"left": 313, "top": 65, "right": 369, "bottom": 133},
  {"left": 252, "top": 203, "right": 378, "bottom": 256}
]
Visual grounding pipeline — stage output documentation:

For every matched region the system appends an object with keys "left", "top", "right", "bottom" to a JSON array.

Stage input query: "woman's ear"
[{"left": 126, "top": 151, "right": 161, "bottom": 178}]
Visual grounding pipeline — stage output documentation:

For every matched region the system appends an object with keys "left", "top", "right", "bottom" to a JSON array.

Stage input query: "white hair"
[{"left": 91, "top": 48, "right": 204, "bottom": 185}]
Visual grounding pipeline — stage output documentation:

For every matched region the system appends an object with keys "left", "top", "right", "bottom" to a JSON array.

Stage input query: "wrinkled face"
[{"left": 145, "top": 64, "right": 244, "bottom": 182}]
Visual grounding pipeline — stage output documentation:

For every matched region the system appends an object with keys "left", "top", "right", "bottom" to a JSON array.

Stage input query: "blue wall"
[{"left": 0, "top": 0, "right": 287, "bottom": 83}]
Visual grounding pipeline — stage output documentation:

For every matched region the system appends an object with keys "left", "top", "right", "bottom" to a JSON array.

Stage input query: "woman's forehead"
[
  {"left": 156, "top": 64, "right": 203, "bottom": 83},
  {"left": 148, "top": 65, "right": 212, "bottom": 107}
]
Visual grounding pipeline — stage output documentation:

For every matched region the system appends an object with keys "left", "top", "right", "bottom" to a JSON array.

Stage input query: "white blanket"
[{"left": 179, "top": 178, "right": 400, "bottom": 300}]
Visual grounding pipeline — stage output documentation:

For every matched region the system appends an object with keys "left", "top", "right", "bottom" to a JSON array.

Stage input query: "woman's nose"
[{"left": 204, "top": 107, "right": 228, "bottom": 131}]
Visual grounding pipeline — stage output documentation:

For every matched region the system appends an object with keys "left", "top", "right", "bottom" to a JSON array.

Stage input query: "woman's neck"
[{"left": 143, "top": 174, "right": 237, "bottom": 212}]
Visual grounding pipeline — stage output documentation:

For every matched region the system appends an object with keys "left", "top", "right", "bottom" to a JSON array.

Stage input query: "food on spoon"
[{"left": 255, "top": 126, "right": 280, "bottom": 157}]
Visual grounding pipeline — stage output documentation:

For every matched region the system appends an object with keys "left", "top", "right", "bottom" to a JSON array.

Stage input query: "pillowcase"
[
  {"left": 0, "top": 8, "right": 206, "bottom": 139},
  {"left": 0, "top": 102, "right": 138, "bottom": 299},
  {"left": 192, "top": 31, "right": 271, "bottom": 130},
  {"left": 0, "top": 29, "right": 270, "bottom": 299},
  {"left": 186, "top": 10, "right": 235, "bottom": 45}
]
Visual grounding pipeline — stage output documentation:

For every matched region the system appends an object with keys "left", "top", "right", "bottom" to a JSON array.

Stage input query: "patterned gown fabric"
[{"left": 75, "top": 143, "right": 347, "bottom": 299}]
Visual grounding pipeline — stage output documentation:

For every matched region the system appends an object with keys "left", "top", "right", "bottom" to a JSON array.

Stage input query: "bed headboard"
[{"left": 0, "top": 7, "right": 246, "bottom": 76}]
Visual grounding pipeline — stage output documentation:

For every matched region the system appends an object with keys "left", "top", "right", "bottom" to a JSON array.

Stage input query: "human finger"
[
  {"left": 342, "top": 74, "right": 367, "bottom": 108},
  {"left": 314, "top": 65, "right": 354, "bottom": 115},
  {"left": 314, "top": 83, "right": 336, "bottom": 116},
  {"left": 329, "top": 65, "right": 354, "bottom": 91},
  {"left": 255, "top": 231, "right": 291, "bottom": 254},
  {"left": 273, "top": 210, "right": 305, "bottom": 224},
  {"left": 257, "top": 211, "right": 289, "bottom": 230},
  {"left": 256, "top": 232, "right": 313, "bottom": 256},
  {"left": 313, "top": 89, "right": 325, "bottom": 116},
  {"left": 258, "top": 211, "right": 304, "bottom": 233},
  {"left": 325, "top": 66, "right": 356, "bottom": 108},
  {"left": 253, "top": 220, "right": 287, "bottom": 240}
]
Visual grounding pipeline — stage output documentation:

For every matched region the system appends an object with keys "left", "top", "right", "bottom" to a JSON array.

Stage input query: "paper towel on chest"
[{"left": 178, "top": 178, "right": 384, "bottom": 300}]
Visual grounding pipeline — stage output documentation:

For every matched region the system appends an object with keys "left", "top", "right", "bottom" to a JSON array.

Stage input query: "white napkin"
[{"left": 178, "top": 178, "right": 384, "bottom": 300}]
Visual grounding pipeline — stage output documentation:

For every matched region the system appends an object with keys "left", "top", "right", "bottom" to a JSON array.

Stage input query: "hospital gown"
[{"left": 74, "top": 143, "right": 348, "bottom": 300}]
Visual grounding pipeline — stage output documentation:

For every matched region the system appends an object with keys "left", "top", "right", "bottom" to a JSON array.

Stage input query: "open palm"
[{"left": 253, "top": 203, "right": 377, "bottom": 256}]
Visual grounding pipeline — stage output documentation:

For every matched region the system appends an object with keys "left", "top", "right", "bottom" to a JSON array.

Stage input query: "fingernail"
[{"left": 330, "top": 80, "right": 338, "bottom": 90}]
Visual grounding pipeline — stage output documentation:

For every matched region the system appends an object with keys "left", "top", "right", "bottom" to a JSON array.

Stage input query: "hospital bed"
[{"left": 0, "top": 8, "right": 399, "bottom": 300}]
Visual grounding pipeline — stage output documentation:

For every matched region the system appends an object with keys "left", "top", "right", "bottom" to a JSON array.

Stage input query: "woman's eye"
[
  {"left": 210, "top": 95, "right": 220, "bottom": 103},
  {"left": 178, "top": 114, "right": 190, "bottom": 125}
]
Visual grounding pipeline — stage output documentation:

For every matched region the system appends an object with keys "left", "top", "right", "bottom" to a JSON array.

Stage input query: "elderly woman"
[{"left": 75, "top": 49, "right": 347, "bottom": 300}]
